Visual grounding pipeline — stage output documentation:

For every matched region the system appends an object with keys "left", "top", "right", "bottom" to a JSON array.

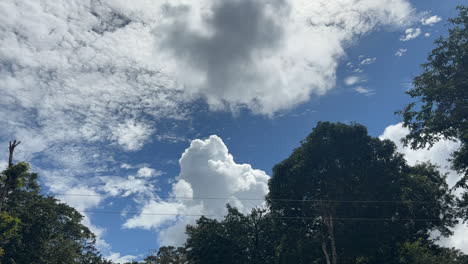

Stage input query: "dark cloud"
[{"left": 158, "top": 0, "right": 289, "bottom": 100}]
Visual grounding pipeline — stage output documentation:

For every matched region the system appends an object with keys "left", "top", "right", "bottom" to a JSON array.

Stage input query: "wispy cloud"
[
  {"left": 360, "top": 57, "right": 377, "bottom": 65},
  {"left": 400, "top": 28, "right": 421, "bottom": 41},
  {"left": 353, "top": 86, "right": 375, "bottom": 96},
  {"left": 344, "top": 76, "right": 363, "bottom": 86},
  {"left": 395, "top": 48, "right": 408, "bottom": 57},
  {"left": 421, "top": 15, "right": 442, "bottom": 26}
]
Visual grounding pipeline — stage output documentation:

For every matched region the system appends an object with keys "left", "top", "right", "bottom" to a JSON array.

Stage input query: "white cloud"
[
  {"left": 137, "top": 166, "right": 161, "bottom": 178},
  {"left": 107, "top": 252, "right": 138, "bottom": 264},
  {"left": 153, "top": 0, "right": 415, "bottom": 114},
  {"left": 360, "top": 57, "right": 377, "bottom": 65},
  {"left": 112, "top": 120, "right": 154, "bottom": 151},
  {"left": 421, "top": 15, "right": 442, "bottom": 26},
  {"left": 380, "top": 123, "right": 466, "bottom": 253},
  {"left": 121, "top": 163, "right": 133, "bottom": 169},
  {"left": 379, "top": 123, "right": 461, "bottom": 187},
  {"left": 425, "top": 32, "right": 431, "bottom": 37},
  {"left": 124, "top": 135, "right": 270, "bottom": 245},
  {"left": 395, "top": 48, "right": 407, "bottom": 57},
  {"left": 99, "top": 175, "right": 155, "bottom": 197},
  {"left": 400, "top": 28, "right": 421, "bottom": 41},
  {"left": 354, "top": 86, "right": 375, "bottom": 96},
  {"left": 344, "top": 75, "right": 361, "bottom": 86}
]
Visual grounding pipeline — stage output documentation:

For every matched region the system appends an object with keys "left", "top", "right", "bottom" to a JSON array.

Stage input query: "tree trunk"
[
  {"left": 327, "top": 215, "right": 338, "bottom": 264},
  {"left": 321, "top": 239, "right": 331, "bottom": 264}
]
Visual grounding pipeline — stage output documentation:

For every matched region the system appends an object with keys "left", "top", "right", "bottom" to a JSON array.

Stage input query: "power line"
[
  {"left": 50, "top": 192, "right": 450, "bottom": 205},
  {"left": 81, "top": 210, "right": 446, "bottom": 222}
]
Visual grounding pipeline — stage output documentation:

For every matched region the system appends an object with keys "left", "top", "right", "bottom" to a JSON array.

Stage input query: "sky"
[{"left": 0, "top": 0, "right": 466, "bottom": 262}]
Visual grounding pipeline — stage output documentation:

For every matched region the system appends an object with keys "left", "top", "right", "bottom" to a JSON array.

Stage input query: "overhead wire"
[{"left": 49, "top": 192, "right": 452, "bottom": 205}]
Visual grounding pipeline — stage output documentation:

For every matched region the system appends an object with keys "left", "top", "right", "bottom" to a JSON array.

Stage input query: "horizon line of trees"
[{"left": 0, "top": 5, "right": 466, "bottom": 264}]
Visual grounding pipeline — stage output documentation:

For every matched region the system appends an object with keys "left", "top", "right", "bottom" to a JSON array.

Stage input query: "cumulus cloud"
[
  {"left": 400, "top": 27, "right": 421, "bottom": 41},
  {"left": 379, "top": 123, "right": 461, "bottom": 187},
  {"left": 124, "top": 135, "right": 270, "bottom": 245},
  {"left": 395, "top": 48, "right": 407, "bottom": 56},
  {"left": 380, "top": 123, "right": 466, "bottom": 253},
  {"left": 421, "top": 15, "right": 442, "bottom": 26},
  {"left": 154, "top": 0, "right": 414, "bottom": 114}
]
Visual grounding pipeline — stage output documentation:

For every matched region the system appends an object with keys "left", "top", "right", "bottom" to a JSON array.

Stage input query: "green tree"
[
  {"left": 185, "top": 205, "right": 277, "bottom": 264},
  {"left": 398, "top": 6, "right": 468, "bottom": 206},
  {"left": 0, "top": 158, "right": 110, "bottom": 263},
  {"left": 143, "top": 246, "right": 186, "bottom": 264},
  {"left": 399, "top": 239, "right": 468, "bottom": 264},
  {"left": 268, "top": 122, "right": 456, "bottom": 264},
  {"left": 0, "top": 213, "right": 19, "bottom": 257}
]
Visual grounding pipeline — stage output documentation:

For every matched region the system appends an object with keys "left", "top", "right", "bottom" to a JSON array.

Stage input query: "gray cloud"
[
  {"left": 158, "top": 0, "right": 287, "bottom": 109},
  {"left": 153, "top": 0, "right": 415, "bottom": 114}
]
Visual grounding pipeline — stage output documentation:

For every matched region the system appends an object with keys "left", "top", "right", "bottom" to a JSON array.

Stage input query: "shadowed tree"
[{"left": 268, "top": 122, "right": 456, "bottom": 264}]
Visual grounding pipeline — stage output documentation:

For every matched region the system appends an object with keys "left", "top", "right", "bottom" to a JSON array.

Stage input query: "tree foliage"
[
  {"left": 267, "top": 122, "right": 456, "bottom": 263},
  {"left": 0, "top": 162, "right": 110, "bottom": 264},
  {"left": 185, "top": 205, "right": 277, "bottom": 264},
  {"left": 398, "top": 6, "right": 468, "bottom": 185}
]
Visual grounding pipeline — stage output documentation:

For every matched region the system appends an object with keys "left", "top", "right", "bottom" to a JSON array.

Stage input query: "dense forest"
[{"left": 0, "top": 5, "right": 467, "bottom": 264}]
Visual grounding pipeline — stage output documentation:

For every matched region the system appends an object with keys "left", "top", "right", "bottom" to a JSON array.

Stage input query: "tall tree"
[
  {"left": 398, "top": 6, "right": 468, "bottom": 213},
  {"left": 268, "top": 122, "right": 456, "bottom": 263}
]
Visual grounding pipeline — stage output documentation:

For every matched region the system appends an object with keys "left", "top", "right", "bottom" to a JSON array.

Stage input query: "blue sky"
[{"left": 0, "top": 0, "right": 466, "bottom": 262}]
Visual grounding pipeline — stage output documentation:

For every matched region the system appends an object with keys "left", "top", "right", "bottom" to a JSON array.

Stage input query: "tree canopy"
[
  {"left": 399, "top": 6, "right": 468, "bottom": 187},
  {"left": 0, "top": 160, "right": 110, "bottom": 264}
]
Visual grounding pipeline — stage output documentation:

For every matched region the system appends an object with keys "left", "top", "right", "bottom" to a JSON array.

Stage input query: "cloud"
[
  {"left": 353, "top": 86, "right": 375, "bottom": 96},
  {"left": 395, "top": 48, "right": 407, "bottom": 56},
  {"left": 124, "top": 135, "right": 270, "bottom": 245},
  {"left": 154, "top": 0, "right": 414, "bottom": 114},
  {"left": 421, "top": 15, "right": 442, "bottom": 26},
  {"left": 344, "top": 76, "right": 362, "bottom": 86},
  {"left": 0, "top": 0, "right": 417, "bottom": 163},
  {"left": 0, "top": 0, "right": 416, "bottom": 257},
  {"left": 425, "top": 32, "right": 431, "bottom": 37},
  {"left": 112, "top": 120, "right": 154, "bottom": 151},
  {"left": 400, "top": 27, "right": 421, "bottom": 41},
  {"left": 360, "top": 57, "right": 377, "bottom": 65},
  {"left": 137, "top": 167, "right": 162, "bottom": 178},
  {"left": 379, "top": 123, "right": 461, "bottom": 187},
  {"left": 107, "top": 253, "right": 138, "bottom": 264},
  {"left": 380, "top": 123, "right": 466, "bottom": 253}
]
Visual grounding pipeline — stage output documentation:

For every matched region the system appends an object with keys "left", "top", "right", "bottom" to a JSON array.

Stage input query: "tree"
[
  {"left": 267, "top": 122, "right": 456, "bottom": 264},
  {"left": 0, "top": 213, "right": 19, "bottom": 257},
  {"left": 398, "top": 6, "right": 468, "bottom": 206},
  {"left": 185, "top": 205, "right": 277, "bottom": 264},
  {"left": 399, "top": 239, "right": 468, "bottom": 264},
  {"left": 143, "top": 246, "right": 186, "bottom": 264},
  {"left": 0, "top": 146, "right": 110, "bottom": 264},
  {"left": 0, "top": 140, "right": 21, "bottom": 212}
]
